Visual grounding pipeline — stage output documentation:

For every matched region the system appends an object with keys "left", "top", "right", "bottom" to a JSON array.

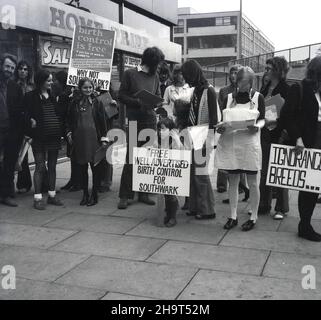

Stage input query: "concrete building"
[{"left": 174, "top": 7, "right": 275, "bottom": 67}]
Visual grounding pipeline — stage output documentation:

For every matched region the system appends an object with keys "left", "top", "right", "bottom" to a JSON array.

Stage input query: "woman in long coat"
[{"left": 66, "top": 78, "right": 108, "bottom": 206}]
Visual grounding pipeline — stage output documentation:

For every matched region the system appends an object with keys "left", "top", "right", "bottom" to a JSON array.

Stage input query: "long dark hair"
[
  {"left": 305, "top": 56, "right": 321, "bottom": 91},
  {"left": 14, "top": 60, "right": 33, "bottom": 84},
  {"left": 34, "top": 69, "right": 51, "bottom": 92},
  {"left": 141, "top": 47, "right": 165, "bottom": 75},
  {"left": 181, "top": 60, "right": 208, "bottom": 88}
]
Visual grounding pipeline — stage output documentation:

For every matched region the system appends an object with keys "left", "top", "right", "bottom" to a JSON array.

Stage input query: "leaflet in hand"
[
  {"left": 265, "top": 104, "right": 278, "bottom": 122},
  {"left": 188, "top": 125, "right": 209, "bottom": 150},
  {"left": 134, "top": 90, "right": 164, "bottom": 107},
  {"left": 265, "top": 94, "right": 285, "bottom": 118},
  {"left": 215, "top": 119, "right": 256, "bottom": 130}
]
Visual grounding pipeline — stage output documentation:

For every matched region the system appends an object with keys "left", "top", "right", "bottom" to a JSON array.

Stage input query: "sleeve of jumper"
[
  {"left": 207, "top": 86, "right": 218, "bottom": 129},
  {"left": 283, "top": 83, "right": 302, "bottom": 142},
  {"left": 118, "top": 70, "right": 139, "bottom": 108},
  {"left": 218, "top": 88, "right": 224, "bottom": 110},
  {"left": 257, "top": 94, "right": 265, "bottom": 120}
]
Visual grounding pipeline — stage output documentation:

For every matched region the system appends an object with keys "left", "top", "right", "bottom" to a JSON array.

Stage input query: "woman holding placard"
[
  {"left": 66, "top": 78, "right": 109, "bottom": 207},
  {"left": 181, "top": 60, "right": 217, "bottom": 220},
  {"left": 215, "top": 67, "right": 265, "bottom": 231},
  {"left": 287, "top": 56, "right": 321, "bottom": 242},
  {"left": 259, "top": 57, "right": 290, "bottom": 220}
]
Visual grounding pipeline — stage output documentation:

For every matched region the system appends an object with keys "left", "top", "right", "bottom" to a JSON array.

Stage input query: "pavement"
[{"left": 0, "top": 147, "right": 321, "bottom": 300}]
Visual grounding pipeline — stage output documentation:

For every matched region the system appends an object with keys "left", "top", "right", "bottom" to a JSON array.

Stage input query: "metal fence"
[{"left": 203, "top": 42, "right": 321, "bottom": 90}]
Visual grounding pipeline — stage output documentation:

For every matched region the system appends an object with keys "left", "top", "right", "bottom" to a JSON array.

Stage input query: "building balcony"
[
  {"left": 187, "top": 25, "right": 237, "bottom": 36},
  {"left": 186, "top": 47, "right": 237, "bottom": 58}
]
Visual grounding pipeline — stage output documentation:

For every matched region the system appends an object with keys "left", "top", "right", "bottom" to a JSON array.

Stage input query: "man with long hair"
[{"left": 118, "top": 47, "right": 164, "bottom": 209}]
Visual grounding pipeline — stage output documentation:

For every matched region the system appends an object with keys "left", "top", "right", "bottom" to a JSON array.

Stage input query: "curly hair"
[
  {"left": 305, "top": 56, "right": 321, "bottom": 90},
  {"left": 0, "top": 53, "right": 17, "bottom": 68},
  {"left": 141, "top": 47, "right": 165, "bottom": 75},
  {"left": 14, "top": 60, "right": 33, "bottom": 83},
  {"left": 266, "top": 56, "right": 289, "bottom": 81}
]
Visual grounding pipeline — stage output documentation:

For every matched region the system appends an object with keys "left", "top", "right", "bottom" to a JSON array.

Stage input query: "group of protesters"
[
  {"left": 1, "top": 46, "right": 321, "bottom": 242},
  {"left": 0, "top": 53, "right": 116, "bottom": 211}
]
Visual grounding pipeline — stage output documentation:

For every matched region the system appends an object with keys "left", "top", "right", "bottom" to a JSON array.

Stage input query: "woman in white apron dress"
[{"left": 215, "top": 67, "right": 265, "bottom": 231}]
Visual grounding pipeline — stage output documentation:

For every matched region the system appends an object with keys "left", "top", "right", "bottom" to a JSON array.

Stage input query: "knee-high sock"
[
  {"left": 247, "top": 174, "right": 260, "bottom": 222},
  {"left": 228, "top": 174, "right": 240, "bottom": 220}
]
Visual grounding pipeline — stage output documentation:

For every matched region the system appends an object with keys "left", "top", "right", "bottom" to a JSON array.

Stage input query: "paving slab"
[
  {"left": 0, "top": 223, "right": 77, "bottom": 249},
  {"left": 45, "top": 213, "right": 144, "bottom": 235},
  {"left": 126, "top": 219, "right": 226, "bottom": 245},
  {"left": 0, "top": 278, "right": 105, "bottom": 300},
  {"left": 51, "top": 231, "right": 166, "bottom": 261},
  {"left": 57, "top": 198, "right": 119, "bottom": 216},
  {"left": 278, "top": 217, "right": 321, "bottom": 233},
  {"left": 190, "top": 210, "right": 281, "bottom": 232},
  {"left": 220, "top": 229, "right": 321, "bottom": 257},
  {"left": 263, "top": 251, "right": 321, "bottom": 283},
  {"left": 0, "top": 209, "right": 69, "bottom": 227},
  {"left": 178, "top": 270, "right": 321, "bottom": 300},
  {"left": 56, "top": 256, "right": 198, "bottom": 300},
  {"left": 0, "top": 246, "right": 89, "bottom": 282},
  {"left": 148, "top": 241, "right": 269, "bottom": 276},
  {"left": 110, "top": 202, "right": 158, "bottom": 220},
  {"left": 102, "top": 292, "right": 155, "bottom": 300}
]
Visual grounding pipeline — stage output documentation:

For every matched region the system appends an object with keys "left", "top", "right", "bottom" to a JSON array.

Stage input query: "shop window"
[
  {"left": 187, "top": 34, "right": 237, "bottom": 50},
  {"left": 187, "top": 18, "right": 216, "bottom": 29}
]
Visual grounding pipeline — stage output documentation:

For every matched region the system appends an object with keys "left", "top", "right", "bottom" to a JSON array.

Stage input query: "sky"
[{"left": 177, "top": 0, "right": 320, "bottom": 51}]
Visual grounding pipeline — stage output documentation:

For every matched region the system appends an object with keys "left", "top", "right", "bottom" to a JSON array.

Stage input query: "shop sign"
[
  {"left": 2, "top": 0, "right": 181, "bottom": 63},
  {"left": 40, "top": 37, "right": 71, "bottom": 67}
]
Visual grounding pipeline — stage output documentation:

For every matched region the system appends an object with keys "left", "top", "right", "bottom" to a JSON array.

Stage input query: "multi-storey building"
[{"left": 174, "top": 7, "right": 274, "bottom": 67}]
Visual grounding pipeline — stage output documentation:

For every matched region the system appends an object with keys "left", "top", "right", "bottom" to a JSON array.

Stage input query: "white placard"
[
  {"left": 267, "top": 144, "right": 321, "bottom": 193},
  {"left": 133, "top": 147, "right": 192, "bottom": 197},
  {"left": 67, "top": 25, "right": 115, "bottom": 91}
]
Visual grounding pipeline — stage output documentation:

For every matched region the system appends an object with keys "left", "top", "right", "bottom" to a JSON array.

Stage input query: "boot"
[
  {"left": 80, "top": 190, "right": 89, "bottom": 206},
  {"left": 163, "top": 200, "right": 170, "bottom": 225},
  {"left": 181, "top": 197, "right": 189, "bottom": 210},
  {"left": 61, "top": 180, "right": 72, "bottom": 191},
  {"left": 87, "top": 189, "right": 98, "bottom": 207},
  {"left": 165, "top": 200, "right": 178, "bottom": 228},
  {"left": 298, "top": 223, "right": 321, "bottom": 242},
  {"left": 138, "top": 193, "right": 155, "bottom": 206},
  {"left": 118, "top": 198, "right": 128, "bottom": 210}
]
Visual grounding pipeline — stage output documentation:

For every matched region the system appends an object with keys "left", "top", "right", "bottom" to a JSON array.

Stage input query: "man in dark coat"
[{"left": 0, "top": 54, "right": 24, "bottom": 207}]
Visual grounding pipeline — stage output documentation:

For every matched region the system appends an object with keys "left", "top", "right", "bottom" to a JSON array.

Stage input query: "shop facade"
[{"left": 0, "top": 0, "right": 181, "bottom": 127}]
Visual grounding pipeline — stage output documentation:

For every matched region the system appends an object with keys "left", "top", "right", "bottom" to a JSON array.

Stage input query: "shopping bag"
[{"left": 15, "top": 137, "right": 32, "bottom": 172}]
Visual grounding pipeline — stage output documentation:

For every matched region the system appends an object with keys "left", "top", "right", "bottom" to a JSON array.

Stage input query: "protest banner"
[
  {"left": 67, "top": 25, "right": 116, "bottom": 91},
  {"left": 267, "top": 144, "right": 321, "bottom": 193},
  {"left": 132, "top": 147, "right": 192, "bottom": 197}
]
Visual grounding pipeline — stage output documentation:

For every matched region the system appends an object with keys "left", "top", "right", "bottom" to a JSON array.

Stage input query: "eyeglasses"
[
  {"left": 19, "top": 67, "right": 28, "bottom": 71},
  {"left": 265, "top": 66, "right": 273, "bottom": 71}
]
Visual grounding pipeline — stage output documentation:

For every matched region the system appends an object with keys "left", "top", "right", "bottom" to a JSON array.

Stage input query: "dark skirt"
[
  {"left": 227, "top": 169, "right": 257, "bottom": 175},
  {"left": 32, "top": 137, "right": 61, "bottom": 153}
]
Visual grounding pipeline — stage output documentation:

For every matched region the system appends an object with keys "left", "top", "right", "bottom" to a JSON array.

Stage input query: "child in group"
[
  {"left": 156, "top": 117, "right": 181, "bottom": 227},
  {"left": 215, "top": 66, "right": 265, "bottom": 232}
]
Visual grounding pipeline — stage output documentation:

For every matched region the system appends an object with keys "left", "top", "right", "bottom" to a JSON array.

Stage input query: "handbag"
[{"left": 15, "top": 136, "right": 32, "bottom": 172}]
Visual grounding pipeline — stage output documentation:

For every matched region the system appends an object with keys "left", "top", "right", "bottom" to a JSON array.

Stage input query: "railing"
[{"left": 202, "top": 42, "right": 321, "bottom": 89}]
